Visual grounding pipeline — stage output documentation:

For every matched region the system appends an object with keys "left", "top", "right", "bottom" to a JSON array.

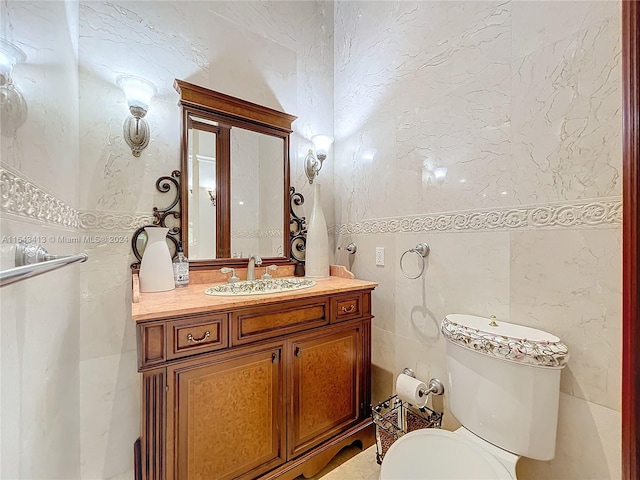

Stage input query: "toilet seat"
[{"left": 379, "top": 429, "right": 515, "bottom": 480}]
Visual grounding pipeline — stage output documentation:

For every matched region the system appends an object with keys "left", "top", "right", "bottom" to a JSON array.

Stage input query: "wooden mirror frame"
[
  {"left": 622, "top": 2, "right": 639, "bottom": 478},
  {"left": 174, "top": 79, "right": 298, "bottom": 270}
]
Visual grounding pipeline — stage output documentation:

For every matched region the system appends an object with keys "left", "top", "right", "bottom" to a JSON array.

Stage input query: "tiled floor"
[
  {"left": 112, "top": 445, "right": 380, "bottom": 480},
  {"left": 293, "top": 445, "right": 380, "bottom": 480}
]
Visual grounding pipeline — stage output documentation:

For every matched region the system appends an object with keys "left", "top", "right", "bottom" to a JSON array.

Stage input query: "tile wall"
[
  {"left": 333, "top": 1, "right": 622, "bottom": 478},
  {"left": 1, "top": 1, "right": 333, "bottom": 478},
  {"left": 0, "top": 1, "right": 81, "bottom": 478},
  {"left": 0, "top": 1, "right": 624, "bottom": 479}
]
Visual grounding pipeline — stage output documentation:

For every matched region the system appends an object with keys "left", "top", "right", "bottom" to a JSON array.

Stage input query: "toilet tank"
[{"left": 441, "top": 314, "right": 569, "bottom": 461}]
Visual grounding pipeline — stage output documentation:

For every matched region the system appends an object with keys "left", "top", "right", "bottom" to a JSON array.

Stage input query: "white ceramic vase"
[
  {"left": 305, "top": 183, "right": 330, "bottom": 278},
  {"left": 139, "top": 226, "right": 175, "bottom": 292}
]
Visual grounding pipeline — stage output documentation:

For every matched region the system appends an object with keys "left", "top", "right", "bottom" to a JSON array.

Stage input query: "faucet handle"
[
  {"left": 261, "top": 265, "right": 278, "bottom": 280},
  {"left": 220, "top": 267, "right": 239, "bottom": 283},
  {"left": 255, "top": 254, "right": 263, "bottom": 266}
]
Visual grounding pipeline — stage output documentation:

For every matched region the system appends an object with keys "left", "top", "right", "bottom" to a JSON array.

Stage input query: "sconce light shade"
[
  {"left": 311, "top": 134, "right": 334, "bottom": 160},
  {"left": 306, "top": 134, "right": 334, "bottom": 184},
  {"left": 117, "top": 75, "right": 156, "bottom": 111},
  {"left": 0, "top": 39, "right": 26, "bottom": 84},
  {"left": 116, "top": 75, "right": 156, "bottom": 157},
  {"left": 0, "top": 38, "right": 27, "bottom": 137}
]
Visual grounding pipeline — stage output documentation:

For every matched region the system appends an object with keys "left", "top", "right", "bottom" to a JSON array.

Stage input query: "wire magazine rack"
[{"left": 372, "top": 394, "right": 444, "bottom": 464}]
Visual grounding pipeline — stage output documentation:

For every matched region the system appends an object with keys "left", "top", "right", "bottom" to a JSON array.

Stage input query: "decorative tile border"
[
  {"left": 329, "top": 198, "right": 622, "bottom": 235},
  {"left": 79, "top": 211, "right": 155, "bottom": 231},
  {"left": 0, "top": 166, "right": 79, "bottom": 229},
  {"left": 0, "top": 163, "right": 621, "bottom": 238},
  {"left": 231, "top": 229, "right": 283, "bottom": 239}
]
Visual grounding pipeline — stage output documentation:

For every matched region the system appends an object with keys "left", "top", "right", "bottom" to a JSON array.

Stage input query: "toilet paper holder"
[
  {"left": 372, "top": 389, "right": 444, "bottom": 464},
  {"left": 402, "top": 368, "right": 445, "bottom": 398}
]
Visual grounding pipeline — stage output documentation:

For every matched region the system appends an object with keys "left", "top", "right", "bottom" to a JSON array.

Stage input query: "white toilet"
[{"left": 380, "top": 314, "right": 569, "bottom": 480}]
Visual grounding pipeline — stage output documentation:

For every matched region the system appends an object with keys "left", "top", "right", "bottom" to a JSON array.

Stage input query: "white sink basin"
[{"left": 204, "top": 278, "right": 316, "bottom": 296}]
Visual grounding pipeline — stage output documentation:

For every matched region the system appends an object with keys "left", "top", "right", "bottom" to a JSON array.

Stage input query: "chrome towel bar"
[{"left": 0, "top": 243, "right": 88, "bottom": 288}]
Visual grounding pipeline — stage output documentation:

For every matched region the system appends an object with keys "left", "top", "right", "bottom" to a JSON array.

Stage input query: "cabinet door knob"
[
  {"left": 341, "top": 304, "right": 356, "bottom": 313},
  {"left": 187, "top": 331, "right": 210, "bottom": 344},
  {"left": 272, "top": 351, "right": 280, "bottom": 363},
  {"left": 295, "top": 347, "right": 302, "bottom": 357}
]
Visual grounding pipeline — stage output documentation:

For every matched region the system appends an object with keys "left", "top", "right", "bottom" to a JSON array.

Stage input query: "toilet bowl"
[
  {"left": 379, "top": 427, "right": 519, "bottom": 480},
  {"left": 379, "top": 314, "right": 569, "bottom": 480}
]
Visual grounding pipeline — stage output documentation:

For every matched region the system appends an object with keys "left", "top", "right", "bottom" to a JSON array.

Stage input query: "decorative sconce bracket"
[
  {"left": 123, "top": 115, "right": 150, "bottom": 157},
  {"left": 130, "top": 170, "right": 182, "bottom": 270},
  {"left": 304, "top": 150, "right": 322, "bottom": 184},
  {"left": 0, "top": 38, "right": 27, "bottom": 137},
  {"left": 207, "top": 190, "right": 216, "bottom": 206}
]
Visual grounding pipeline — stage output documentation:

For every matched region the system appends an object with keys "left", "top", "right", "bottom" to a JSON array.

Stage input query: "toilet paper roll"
[{"left": 395, "top": 373, "right": 428, "bottom": 407}]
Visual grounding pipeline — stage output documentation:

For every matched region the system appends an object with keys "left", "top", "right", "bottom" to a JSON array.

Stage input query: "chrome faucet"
[{"left": 246, "top": 254, "right": 262, "bottom": 280}]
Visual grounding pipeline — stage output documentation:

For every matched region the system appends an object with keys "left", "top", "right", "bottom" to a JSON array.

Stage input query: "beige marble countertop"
[{"left": 132, "top": 274, "right": 378, "bottom": 322}]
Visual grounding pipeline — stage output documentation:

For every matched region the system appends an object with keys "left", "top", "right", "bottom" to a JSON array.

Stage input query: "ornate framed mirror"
[{"left": 174, "top": 79, "right": 298, "bottom": 269}]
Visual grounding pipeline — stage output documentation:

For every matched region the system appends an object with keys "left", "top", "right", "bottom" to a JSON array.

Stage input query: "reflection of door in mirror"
[
  {"left": 230, "top": 130, "right": 284, "bottom": 259},
  {"left": 188, "top": 119, "right": 219, "bottom": 260}
]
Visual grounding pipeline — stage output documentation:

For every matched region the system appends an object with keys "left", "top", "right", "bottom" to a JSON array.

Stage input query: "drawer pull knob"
[
  {"left": 341, "top": 304, "right": 356, "bottom": 313},
  {"left": 187, "top": 331, "right": 210, "bottom": 344}
]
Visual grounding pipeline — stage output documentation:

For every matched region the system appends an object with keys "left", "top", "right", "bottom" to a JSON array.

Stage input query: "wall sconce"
[
  {"left": 0, "top": 38, "right": 27, "bottom": 137},
  {"left": 116, "top": 75, "right": 156, "bottom": 157},
  {"left": 305, "top": 134, "right": 334, "bottom": 184},
  {"left": 207, "top": 189, "right": 216, "bottom": 207}
]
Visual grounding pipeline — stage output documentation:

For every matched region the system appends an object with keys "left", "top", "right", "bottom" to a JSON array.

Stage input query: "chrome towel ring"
[{"left": 400, "top": 242, "right": 430, "bottom": 279}]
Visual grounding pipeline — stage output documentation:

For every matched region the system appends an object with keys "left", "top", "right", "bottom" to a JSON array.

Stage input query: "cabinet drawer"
[
  {"left": 167, "top": 314, "right": 228, "bottom": 360},
  {"left": 331, "top": 293, "right": 363, "bottom": 323},
  {"left": 231, "top": 298, "right": 329, "bottom": 346}
]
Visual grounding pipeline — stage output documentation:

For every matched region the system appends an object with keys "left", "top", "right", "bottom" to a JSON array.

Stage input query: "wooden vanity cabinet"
[
  {"left": 136, "top": 287, "right": 375, "bottom": 480},
  {"left": 288, "top": 323, "right": 362, "bottom": 459},
  {"left": 167, "top": 342, "right": 286, "bottom": 480}
]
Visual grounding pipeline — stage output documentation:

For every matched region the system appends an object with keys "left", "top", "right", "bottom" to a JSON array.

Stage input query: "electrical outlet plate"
[{"left": 375, "top": 247, "right": 385, "bottom": 266}]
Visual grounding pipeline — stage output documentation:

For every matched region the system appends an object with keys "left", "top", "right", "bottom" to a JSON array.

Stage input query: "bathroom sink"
[{"left": 204, "top": 278, "right": 316, "bottom": 296}]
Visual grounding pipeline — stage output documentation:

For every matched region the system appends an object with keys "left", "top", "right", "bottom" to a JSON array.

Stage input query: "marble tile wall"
[
  {"left": 333, "top": 1, "right": 622, "bottom": 478},
  {"left": 3, "top": 1, "right": 334, "bottom": 479},
  {"left": 0, "top": 1, "right": 81, "bottom": 478},
  {"left": 75, "top": 1, "right": 334, "bottom": 479},
  {"left": 0, "top": 0, "right": 624, "bottom": 478}
]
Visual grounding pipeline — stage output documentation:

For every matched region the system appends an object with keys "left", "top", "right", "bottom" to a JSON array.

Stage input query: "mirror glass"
[
  {"left": 230, "top": 129, "right": 284, "bottom": 259},
  {"left": 187, "top": 117, "right": 218, "bottom": 260}
]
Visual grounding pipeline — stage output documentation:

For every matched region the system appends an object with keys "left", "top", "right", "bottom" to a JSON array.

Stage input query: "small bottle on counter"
[{"left": 173, "top": 242, "right": 190, "bottom": 288}]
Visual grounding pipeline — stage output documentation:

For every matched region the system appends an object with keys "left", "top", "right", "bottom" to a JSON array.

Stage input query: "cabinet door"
[
  {"left": 288, "top": 323, "right": 362, "bottom": 459},
  {"left": 167, "top": 344, "right": 285, "bottom": 480}
]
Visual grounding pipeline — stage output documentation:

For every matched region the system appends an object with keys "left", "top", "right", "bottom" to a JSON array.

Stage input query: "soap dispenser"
[{"left": 173, "top": 242, "right": 190, "bottom": 288}]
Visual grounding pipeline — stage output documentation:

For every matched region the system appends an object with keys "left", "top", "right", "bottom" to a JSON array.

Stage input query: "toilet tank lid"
[{"left": 442, "top": 314, "right": 569, "bottom": 369}]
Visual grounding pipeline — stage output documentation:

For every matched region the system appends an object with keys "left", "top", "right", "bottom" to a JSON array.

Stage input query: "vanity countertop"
[{"left": 132, "top": 275, "right": 378, "bottom": 322}]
